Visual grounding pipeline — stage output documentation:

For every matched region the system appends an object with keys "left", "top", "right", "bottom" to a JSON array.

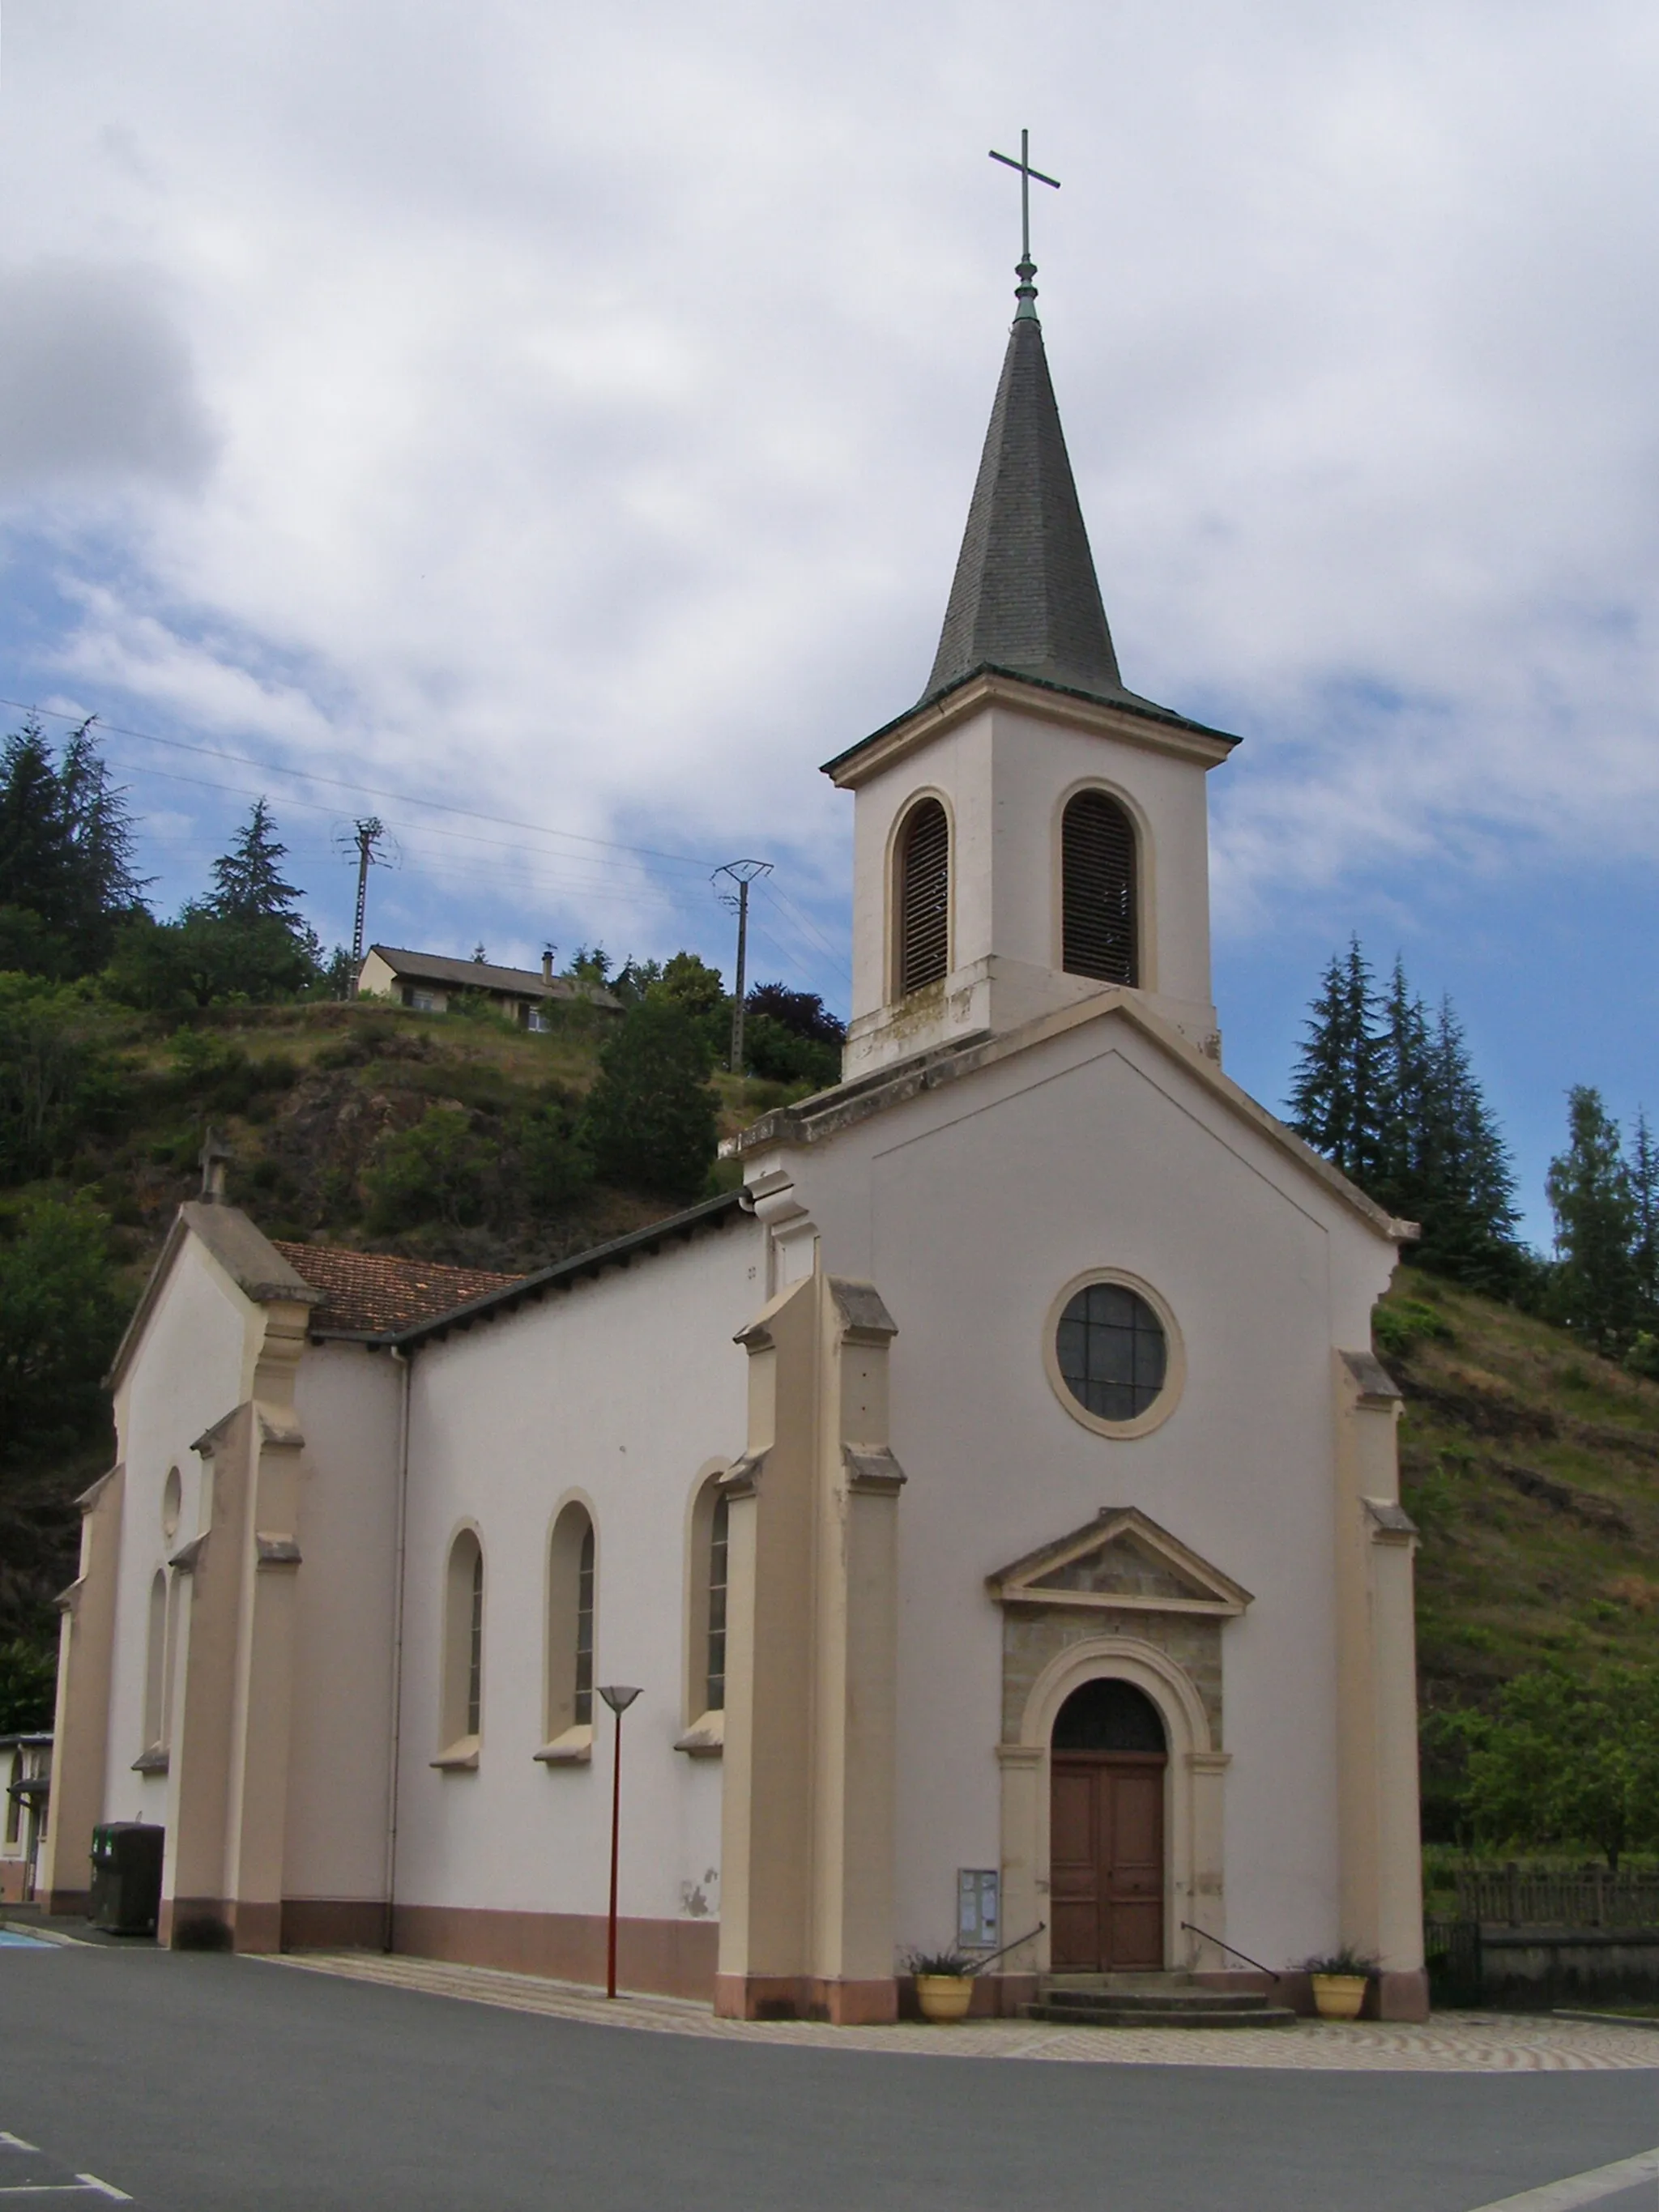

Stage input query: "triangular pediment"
[{"left": 986, "top": 1507, "right": 1252, "bottom": 1617}]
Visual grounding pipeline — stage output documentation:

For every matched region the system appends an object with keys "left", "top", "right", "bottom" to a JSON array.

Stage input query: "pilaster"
[
  {"left": 715, "top": 1267, "right": 904, "bottom": 2022},
  {"left": 39, "top": 1464, "right": 125, "bottom": 1915},
  {"left": 1333, "top": 1346, "right": 1427, "bottom": 2018}
]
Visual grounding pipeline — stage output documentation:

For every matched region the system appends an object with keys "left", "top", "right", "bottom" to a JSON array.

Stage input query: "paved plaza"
[{"left": 3, "top": 1931, "right": 1657, "bottom": 2210}]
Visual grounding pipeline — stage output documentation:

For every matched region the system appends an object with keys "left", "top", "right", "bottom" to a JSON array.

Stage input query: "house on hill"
[
  {"left": 43, "top": 254, "right": 1428, "bottom": 2024},
  {"left": 356, "top": 944, "right": 623, "bottom": 1027}
]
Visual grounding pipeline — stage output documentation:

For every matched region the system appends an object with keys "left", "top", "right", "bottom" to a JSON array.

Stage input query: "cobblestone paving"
[{"left": 259, "top": 1950, "right": 1659, "bottom": 2071}]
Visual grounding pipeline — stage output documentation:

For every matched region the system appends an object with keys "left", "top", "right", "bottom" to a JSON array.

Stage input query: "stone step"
[
  {"left": 1021, "top": 1999, "right": 1299, "bottom": 2031},
  {"left": 1041, "top": 1986, "right": 1273, "bottom": 2014}
]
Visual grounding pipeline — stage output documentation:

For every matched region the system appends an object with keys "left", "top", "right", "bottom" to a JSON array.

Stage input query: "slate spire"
[{"left": 923, "top": 309, "right": 1127, "bottom": 710}]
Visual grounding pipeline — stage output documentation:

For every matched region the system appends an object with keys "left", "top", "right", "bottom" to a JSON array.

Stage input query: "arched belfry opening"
[
  {"left": 1050, "top": 1677, "right": 1166, "bottom": 1970},
  {"left": 1061, "top": 790, "right": 1137, "bottom": 987},
  {"left": 894, "top": 797, "right": 949, "bottom": 997}
]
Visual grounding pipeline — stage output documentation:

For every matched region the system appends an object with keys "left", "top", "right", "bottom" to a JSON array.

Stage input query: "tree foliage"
[
  {"left": 1449, "top": 1664, "right": 1659, "bottom": 1868},
  {"left": 363, "top": 1107, "right": 500, "bottom": 1232},
  {"left": 579, "top": 999, "right": 718, "bottom": 1202},
  {"left": 0, "top": 1196, "right": 124, "bottom": 1473},
  {"left": 0, "top": 976, "right": 123, "bottom": 1181},
  {"left": 0, "top": 716, "right": 147, "bottom": 975},
  {"left": 1287, "top": 941, "right": 1520, "bottom": 1289},
  {"left": 1546, "top": 1086, "right": 1643, "bottom": 1351}
]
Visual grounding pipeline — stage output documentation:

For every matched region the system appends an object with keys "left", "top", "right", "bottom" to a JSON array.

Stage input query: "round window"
[{"left": 1055, "top": 1280, "right": 1168, "bottom": 1426}]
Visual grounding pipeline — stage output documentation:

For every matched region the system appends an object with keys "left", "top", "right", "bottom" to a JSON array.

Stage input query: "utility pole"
[
  {"left": 343, "top": 816, "right": 390, "bottom": 987},
  {"left": 712, "top": 859, "right": 772, "bottom": 1072}
]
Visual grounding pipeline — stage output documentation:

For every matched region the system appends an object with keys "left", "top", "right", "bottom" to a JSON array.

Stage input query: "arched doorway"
[{"left": 1050, "top": 1678, "right": 1167, "bottom": 1971}]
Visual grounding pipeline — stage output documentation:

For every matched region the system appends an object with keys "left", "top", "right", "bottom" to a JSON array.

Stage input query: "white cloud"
[{"left": 3, "top": 0, "right": 1659, "bottom": 968}]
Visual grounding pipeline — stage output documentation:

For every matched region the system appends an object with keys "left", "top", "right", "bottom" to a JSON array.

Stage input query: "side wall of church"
[
  {"left": 769, "top": 1012, "right": 1396, "bottom": 1978},
  {"left": 387, "top": 1212, "right": 761, "bottom": 1987},
  {"left": 281, "top": 1344, "right": 403, "bottom": 1931},
  {"left": 104, "top": 1237, "right": 261, "bottom": 1832}
]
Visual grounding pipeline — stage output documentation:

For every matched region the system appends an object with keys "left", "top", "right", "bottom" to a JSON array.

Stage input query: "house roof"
[
  {"left": 364, "top": 944, "right": 623, "bottom": 1011},
  {"left": 269, "top": 1243, "right": 525, "bottom": 1336}
]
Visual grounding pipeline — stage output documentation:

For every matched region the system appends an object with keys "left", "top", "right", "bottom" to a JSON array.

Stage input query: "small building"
[
  {"left": 2, "top": 1733, "right": 52, "bottom": 1905},
  {"left": 356, "top": 945, "right": 623, "bottom": 1029}
]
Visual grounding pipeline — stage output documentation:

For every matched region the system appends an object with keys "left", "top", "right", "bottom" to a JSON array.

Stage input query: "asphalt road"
[{"left": 2, "top": 1943, "right": 1657, "bottom": 2211}]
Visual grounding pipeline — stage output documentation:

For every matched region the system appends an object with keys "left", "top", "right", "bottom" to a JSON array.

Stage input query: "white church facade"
[{"left": 42, "top": 266, "right": 1429, "bottom": 2023}]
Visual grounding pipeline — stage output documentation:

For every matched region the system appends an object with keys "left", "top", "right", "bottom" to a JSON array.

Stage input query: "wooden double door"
[{"left": 1050, "top": 1751, "right": 1166, "bottom": 1971}]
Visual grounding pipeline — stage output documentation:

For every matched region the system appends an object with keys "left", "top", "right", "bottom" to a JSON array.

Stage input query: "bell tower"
[{"left": 825, "top": 212, "right": 1239, "bottom": 1079}]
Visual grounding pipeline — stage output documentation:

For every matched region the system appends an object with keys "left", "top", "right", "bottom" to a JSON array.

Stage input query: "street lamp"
[{"left": 599, "top": 1685, "right": 642, "bottom": 1998}]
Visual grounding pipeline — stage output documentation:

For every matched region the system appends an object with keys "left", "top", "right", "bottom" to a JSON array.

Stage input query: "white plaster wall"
[
  {"left": 103, "top": 1237, "right": 258, "bottom": 1829},
  {"left": 391, "top": 1212, "right": 762, "bottom": 1929},
  {"left": 283, "top": 1343, "right": 403, "bottom": 1903},
  {"left": 783, "top": 1012, "right": 1396, "bottom": 1971}
]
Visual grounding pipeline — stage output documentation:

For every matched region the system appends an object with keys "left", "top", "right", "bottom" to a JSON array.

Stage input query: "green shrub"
[
  {"left": 512, "top": 1098, "right": 592, "bottom": 1217},
  {"left": 363, "top": 1106, "right": 497, "bottom": 1231},
  {"left": 580, "top": 1001, "right": 718, "bottom": 1204},
  {"left": 1373, "top": 1298, "right": 1454, "bottom": 1359}
]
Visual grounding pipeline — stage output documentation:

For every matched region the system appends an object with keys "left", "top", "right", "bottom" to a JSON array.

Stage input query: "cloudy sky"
[{"left": 4, "top": 0, "right": 1659, "bottom": 1237}]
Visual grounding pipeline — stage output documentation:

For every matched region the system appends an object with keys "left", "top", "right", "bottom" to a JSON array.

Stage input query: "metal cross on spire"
[{"left": 988, "top": 129, "right": 1060, "bottom": 320}]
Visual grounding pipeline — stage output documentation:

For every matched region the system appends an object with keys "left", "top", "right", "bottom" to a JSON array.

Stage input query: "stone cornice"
[{"left": 821, "top": 668, "right": 1239, "bottom": 791}]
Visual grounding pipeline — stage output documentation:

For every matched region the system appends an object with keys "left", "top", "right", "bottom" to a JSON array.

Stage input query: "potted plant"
[
  {"left": 1301, "top": 1946, "right": 1377, "bottom": 2021},
  {"left": 906, "top": 1949, "right": 975, "bottom": 2023}
]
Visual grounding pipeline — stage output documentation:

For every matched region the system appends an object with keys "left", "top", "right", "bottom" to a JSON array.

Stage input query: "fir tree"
[
  {"left": 207, "top": 798, "right": 305, "bottom": 925},
  {"left": 1546, "top": 1086, "right": 1638, "bottom": 1349},
  {"left": 0, "top": 717, "right": 147, "bottom": 973},
  {"left": 1286, "top": 938, "right": 1383, "bottom": 1183},
  {"left": 1627, "top": 1110, "right": 1659, "bottom": 1332},
  {"left": 579, "top": 999, "right": 717, "bottom": 1202}
]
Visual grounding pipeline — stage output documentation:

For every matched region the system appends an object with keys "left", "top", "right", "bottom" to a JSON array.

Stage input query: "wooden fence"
[{"left": 1453, "top": 1865, "right": 1659, "bottom": 1929}]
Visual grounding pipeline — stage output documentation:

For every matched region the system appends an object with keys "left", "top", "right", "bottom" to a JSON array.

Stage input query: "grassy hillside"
[
  {"left": 1381, "top": 1267, "right": 1659, "bottom": 1831},
  {"left": 22, "top": 994, "right": 801, "bottom": 1276}
]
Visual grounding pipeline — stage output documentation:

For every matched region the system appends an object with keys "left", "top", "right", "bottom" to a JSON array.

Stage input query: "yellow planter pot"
[
  {"left": 915, "top": 1974, "right": 975, "bottom": 2022},
  {"left": 1311, "top": 1974, "right": 1368, "bottom": 2021}
]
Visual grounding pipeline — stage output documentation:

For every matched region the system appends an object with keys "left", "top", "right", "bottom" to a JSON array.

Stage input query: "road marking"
[
  {"left": 0, "top": 2142, "right": 39, "bottom": 2156},
  {"left": 0, "top": 2189, "right": 131, "bottom": 2201},
  {"left": 0, "top": 2184, "right": 132, "bottom": 2201},
  {"left": 1465, "top": 2145, "right": 1659, "bottom": 2211}
]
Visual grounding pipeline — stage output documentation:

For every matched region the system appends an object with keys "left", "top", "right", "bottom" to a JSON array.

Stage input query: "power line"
[{"left": 0, "top": 693, "right": 721, "bottom": 872}]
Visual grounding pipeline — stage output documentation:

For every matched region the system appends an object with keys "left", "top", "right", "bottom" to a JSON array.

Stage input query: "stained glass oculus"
[{"left": 1056, "top": 1281, "right": 1167, "bottom": 1423}]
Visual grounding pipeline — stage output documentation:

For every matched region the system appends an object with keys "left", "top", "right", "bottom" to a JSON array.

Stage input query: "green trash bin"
[{"left": 88, "top": 1822, "right": 164, "bottom": 1936}]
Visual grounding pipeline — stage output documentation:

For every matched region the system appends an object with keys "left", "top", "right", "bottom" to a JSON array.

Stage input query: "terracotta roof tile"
[{"left": 270, "top": 1242, "right": 524, "bottom": 1335}]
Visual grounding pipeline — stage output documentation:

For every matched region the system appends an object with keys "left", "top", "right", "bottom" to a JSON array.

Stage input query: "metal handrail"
[
  {"left": 1179, "top": 1920, "right": 1280, "bottom": 1982},
  {"left": 966, "top": 1922, "right": 1047, "bottom": 1976}
]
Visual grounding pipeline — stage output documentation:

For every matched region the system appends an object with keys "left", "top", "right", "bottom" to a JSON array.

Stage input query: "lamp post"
[{"left": 598, "top": 1685, "right": 641, "bottom": 1998}]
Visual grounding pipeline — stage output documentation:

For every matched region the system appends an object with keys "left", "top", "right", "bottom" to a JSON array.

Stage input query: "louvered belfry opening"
[
  {"left": 896, "top": 797, "right": 950, "bottom": 996},
  {"left": 1062, "top": 790, "right": 1138, "bottom": 987}
]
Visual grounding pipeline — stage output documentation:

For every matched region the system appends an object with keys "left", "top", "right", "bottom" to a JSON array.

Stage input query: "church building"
[{"left": 41, "top": 242, "right": 1429, "bottom": 2023}]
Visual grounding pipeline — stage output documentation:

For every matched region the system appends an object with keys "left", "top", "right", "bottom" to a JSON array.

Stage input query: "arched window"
[
  {"left": 440, "top": 1528, "right": 484, "bottom": 1754},
  {"left": 706, "top": 1491, "right": 729, "bottom": 1715},
  {"left": 679, "top": 1468, "right": 731, "bottom": 1749},
  {"left": 1061, "top": 790, "right": 1137, "bottom": 986},
  {"left": 544, "top": 1502, "right": 596, "bottom": 1750},
  {"left": 142, "top": 1571, "right": 168, "bottom": 1750},
  {"left": 895, "top": 797, "right": 949, "bottom": 996}
]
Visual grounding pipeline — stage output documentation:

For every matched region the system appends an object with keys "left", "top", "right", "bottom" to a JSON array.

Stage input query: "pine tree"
[
  {"left": 1286, "top": 938, "right": 1383, "bottom": 1183},
  {"left": 578, "top": 999, "right": 717, "bottom": 1202},
  {"left": 0, "top": 717, "right": 146, "bottom": 973},
  {"left": 1292, "top": 942, "right": 1521, "bottom": 1294},
  {"left": 1414, "top": 998, "right": 1520, "bottom": 1288},
  {"left": 1627, "top": 1110, "right": 1659, "bottom": 1332},
  {"left": 1546, "top": 1086, "right": 1638, "bottom": 1349},
  {"left": 207, "top": 798, "right": 305, "bottom": 925}
]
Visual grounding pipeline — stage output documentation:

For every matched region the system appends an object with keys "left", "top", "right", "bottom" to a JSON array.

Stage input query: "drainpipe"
[{"left": 382, "top": 1343, "right": 413, "bottom": 1954}]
